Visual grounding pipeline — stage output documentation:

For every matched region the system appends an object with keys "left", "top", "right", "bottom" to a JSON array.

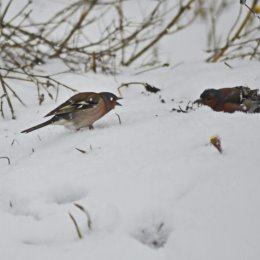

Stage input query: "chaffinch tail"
[
  {"left": 195, "top": 86, "right": 260, "bottom": 113},
  {"left": 21, "top": 92, "right": 122, "bottom": 133}
]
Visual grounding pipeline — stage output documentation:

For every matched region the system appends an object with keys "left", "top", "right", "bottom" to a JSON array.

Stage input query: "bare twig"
[
  {"left": 135, "top": 63, "right": 170, "bottom": 75},
  {"left": 209, "top": 0, "right": 258, "bottom": 62},
  {"left": 74, "top": 203, "right": 92, "bottom": 231},
  {"left": 115, "top": 113, "right": 122, "bottom": 125},
  {"left": 68, "top": 212, "right": 83, "bottom": 239},
  {"left": 52, "top": 0, "right": 97, "bottom": 57},
  {"left": 171, "top": 101, "right": 196, "bottom": 113},
  {"left": 0, "top": 94, "right": 6, "bottom": 117},
  {"left": 117, "top": 82, "right": 160, "bottom": 97},
  {"left": 75, "top": 148, "right": 87, "bottom": 154},
  {"left": 0, "top": 72, "right": 15, "bottom": 119},
  {"left": 123, "top": 0, "right": 195, "bottom": 66},
  {"left": 224, "top": 61, "right": 233, "bottom": 69},
  {"left": 0, "top": 0, "right": 13, "bottom": 26},
  {"left": 0, "top": 156, "right": 11, "bottom": 165},
  {"left": 0, "top": 67, "right": 77, "bottom": 92},
  {"left": 240, "top": 0, "right": 260, "bottom": 20}
]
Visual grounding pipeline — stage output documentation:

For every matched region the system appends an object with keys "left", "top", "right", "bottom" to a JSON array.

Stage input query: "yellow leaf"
[{"left": 255, "top": 5, "right": 260, "bottom": 13}]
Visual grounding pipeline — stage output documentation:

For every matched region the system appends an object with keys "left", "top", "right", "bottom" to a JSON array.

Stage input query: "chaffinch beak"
[
  {"left": 115, "top": 97, "right": 123, "bottom": 106},
  {"left": 193, "top": 98, "right": 202, "bottom": 105}
]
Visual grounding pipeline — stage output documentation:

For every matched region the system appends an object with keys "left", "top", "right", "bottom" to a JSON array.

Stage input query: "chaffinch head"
[
  {"left": 195, "top": 86, "right": 260, "bottom": 113},
  {"left": 21, "top": 92, "right": 122, "bottom": 133}
]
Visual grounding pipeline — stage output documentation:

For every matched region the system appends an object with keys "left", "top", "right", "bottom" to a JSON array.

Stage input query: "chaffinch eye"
[{"left": 110, "top": 97, "right": 114, "bottom": 101}]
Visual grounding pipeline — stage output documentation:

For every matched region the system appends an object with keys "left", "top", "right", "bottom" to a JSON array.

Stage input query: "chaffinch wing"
[
  {"left": 44, "top": 92, "right": 100, "bottom": 117},
  {"left": 21, "top": 92, "right": 122, "bottom": 133}
]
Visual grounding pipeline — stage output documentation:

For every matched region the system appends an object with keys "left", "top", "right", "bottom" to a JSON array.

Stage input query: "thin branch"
[
  {"left": 0, "top": 72, "right": 15, "bottom": 119},
  {"left": 0, "top": 156, "right": 11, "bottom": 165},
  {"left": 241, "top": 0, "right": 260, "bottom": 20},
  {"left": 68, "top": 212, "right": 83, "bottom": 239},
  {"left": 115, "top": 113, "right": 122, "bottom": 125},
  {"left": 74, "top": 203, "right": 92, "bottom": 231},
  {"left": 0, "top": 0, "right": 13, "bottom": 26},
  {"left": 117, "top": 81, "right": 160, "bottom": 97},
  {"left": 7, "top": 0, "right": 31, "bottom": 24},
  {"left": 52, "top": 0, "right": 97, "bottom": 57},
  {"left": 209, "top": 0, "right": 258, "bottom": 62},
  {"left": 123, "top": 0, "right": 195, "bottom": 66},
  {"left": 0, "top": 67, "right": 77, "bottom": 92}
]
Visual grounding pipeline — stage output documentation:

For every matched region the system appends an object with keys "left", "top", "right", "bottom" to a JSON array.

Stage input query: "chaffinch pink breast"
[
  {"left": 195, "top": 86, "right": 260, "bottom": 113},
  {"left": 21, "top": 92, "right": 122, "bottom": 133}
]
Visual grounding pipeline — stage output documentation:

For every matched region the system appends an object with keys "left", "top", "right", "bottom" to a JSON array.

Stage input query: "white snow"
[{"left": 1, "top": 1, "right": 260, "bottom": 260}]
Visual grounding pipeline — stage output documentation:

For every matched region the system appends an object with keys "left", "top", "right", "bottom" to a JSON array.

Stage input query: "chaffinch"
[
  {"left": 195, "top": 86, "right": 260, "bottom": 113},
  {"left": 21, "top": 92, "right": 122, "bottom": 133}
]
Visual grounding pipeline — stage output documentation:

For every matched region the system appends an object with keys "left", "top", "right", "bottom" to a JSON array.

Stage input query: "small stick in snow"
[
  {"left": 157, "top": 222, "right": 165, "bottom": 232},
  {"left": 117, "top": 82, "right": 160, "bottom": 97},
  {"left": 171, "top": 101, "right": 195, "bottom": 113},
  {"left": 74, "top": 203, "right": 92, "bottom": 231},
  {"left": 68, "top": 212, "right": 83, "bottom": 239},
  {"left": 224, "top": 62, "right": 233, "bottom": 69},
  {"left": 75, "top": 147, "right": 87, "bottom": 154},
  {"left": 115, "top": 113, "right": 122, "bottom": 124},
  {"left": 11, "top": 139, "right": 19, "bottom": 146},
  {"left": 0, "top": 156, "right": 11, "bottom": 165}
]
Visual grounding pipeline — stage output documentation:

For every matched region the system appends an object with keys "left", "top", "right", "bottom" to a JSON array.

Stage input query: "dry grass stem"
[{"left": 68, "top": 212, "right": 83, "bottom": 239}]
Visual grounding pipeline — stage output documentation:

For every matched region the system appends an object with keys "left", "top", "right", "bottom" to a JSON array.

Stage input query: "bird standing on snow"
[
  {"left": 21, "top": 92, "right": 122, "bottom": 133},
  {"left": 195, "top": 86, "right": 260, "bottom": 113}
]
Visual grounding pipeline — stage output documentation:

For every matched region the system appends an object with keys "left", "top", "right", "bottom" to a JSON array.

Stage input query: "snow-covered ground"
[{"left": 1, "top": 1, "right": 260, "bottom": 260}]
